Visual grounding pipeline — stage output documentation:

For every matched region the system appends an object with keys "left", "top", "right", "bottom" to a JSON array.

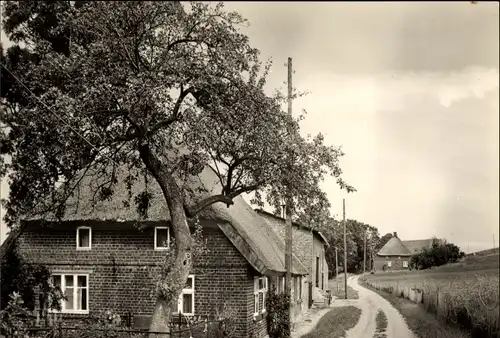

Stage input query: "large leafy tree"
[
  {"left": 318, "top": 217, "right": 379, "bottom": 275},
  {"left": 1, "top": 1, "right": 353, "bottom": 334}
]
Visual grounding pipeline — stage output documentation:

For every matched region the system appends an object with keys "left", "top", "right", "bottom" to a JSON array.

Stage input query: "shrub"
[
  {"left": 411, "top": 240, "right": 465, "bottom": 270},
  {"left": 0, "top": 292, "right": 32, "bottom": 338},
  {"left": 266, "top": 286, "right": 291, "bottom": 338}
]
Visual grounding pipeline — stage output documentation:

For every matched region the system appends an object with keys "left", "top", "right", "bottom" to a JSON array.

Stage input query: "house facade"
[
  {"left": 374, "top": 232, "right": 440, "bottom": 271},
  {"left": 255, "top": 210, "right": 329, "bottom": 313},
  {"left": 14, "top": 167, "right": 310, "bottom": 338}
]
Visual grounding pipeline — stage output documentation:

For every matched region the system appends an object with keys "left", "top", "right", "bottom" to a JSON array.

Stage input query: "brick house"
[
  {"left": 254, "top": 210, "right": 329, "bottom": 314},
  {"left": 374, "top": 232, "right": 440, "bottom": 271},
  {"left": 14, "top": 166, "right": 309, "bottom": 338}
]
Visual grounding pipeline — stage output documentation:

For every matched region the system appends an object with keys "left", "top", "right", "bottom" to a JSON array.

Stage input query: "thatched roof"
[
  {"left": 377, "top": 236, "right": 412, "bottom": 256},
  {"left": 25, "top": 165, "right": 308, "bottom": 276},
  {"left": 255, "top": 209, "right": 330, "bottom": 247},
  {"left": 401, "top": 239, "right": 436, "bottom": 254}
]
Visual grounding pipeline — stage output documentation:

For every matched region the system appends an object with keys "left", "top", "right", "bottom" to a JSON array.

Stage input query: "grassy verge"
[
  {"left": 329, "top": 278, "right": 359, "bottom": 299},
  {"left": 301, "top": 306, "right": 361, "bottom": 338},
  {"left": 374, "top": 310, "right": 388, "bottom": 338},
  {"left": 359, "top": 279, "right": 471, "bottom": 338}
]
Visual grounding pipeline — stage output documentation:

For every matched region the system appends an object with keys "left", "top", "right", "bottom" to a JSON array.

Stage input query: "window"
[
  {"left": 51, "top": 274, "right": 89, "bottom": 314},
  {"left": 254, "top": 277, "right": 267, "bottom": 316},
  {"left": 403, "top": 261, "right": 408, "bottom": 268},
  {"left": 276, "top": 276, "right": 285, "bottom": 294},
  {"left": 387, "top": 261, "right": 392, "bottom": 267},
  {"left": 299, "top": 277, "right": 302, "bottom": 299},
  {"left": 293, "top": 277, "right": 298, "bottom": 301},
  {"left": 154, "top": 227, "right": 170, "bottom": 250},
  {"left": 76, "top": 226, "right": 91, "bottom": 250},
  {"left": 177, "top": 275, "right": 194, "bottom": 315}
]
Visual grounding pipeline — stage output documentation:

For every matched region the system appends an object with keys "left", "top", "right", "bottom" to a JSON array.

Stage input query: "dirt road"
[{"left": 334, "top": 276, "right": 417, "bottom": 338}]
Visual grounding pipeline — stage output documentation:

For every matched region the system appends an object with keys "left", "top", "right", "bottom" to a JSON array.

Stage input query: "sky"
[{"left": 1, "top": 2, "right": 499, "bottom": 253}]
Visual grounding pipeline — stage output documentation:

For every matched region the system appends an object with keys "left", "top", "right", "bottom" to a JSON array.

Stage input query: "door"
[
  {"left": 315, "top": 256, "right": 320, "bottom": 287},
  {"left": 308, "top": 282, "right": 313, "bottom": 308}
]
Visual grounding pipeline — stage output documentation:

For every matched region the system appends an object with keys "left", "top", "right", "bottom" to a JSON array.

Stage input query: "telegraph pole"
[
  {"left": 335, "top": 247, "right": 339, "bottom": 279},
  {"left": 284, "top": 57, "right": 293, "bottom": 299},
  {"left": 363, "top": 227, "right": 367, "bottom": 274},
  {"left": 343, "top": 198, "right": 347, "bottom": 299}
]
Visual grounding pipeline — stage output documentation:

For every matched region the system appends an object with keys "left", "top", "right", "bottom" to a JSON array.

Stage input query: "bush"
[
  {"left": 266, "top": 286, "right": 291, "bottom": 338},
  {"left": 0, "top": 292, "right": 32, "bottom": 338},
  {"left": 411, "top": 240, "right": 465, "bottom": 270}
]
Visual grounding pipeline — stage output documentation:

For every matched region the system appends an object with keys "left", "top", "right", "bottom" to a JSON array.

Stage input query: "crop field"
[{"left": 363, "top": 254, "right": 500, "bottom": 337}]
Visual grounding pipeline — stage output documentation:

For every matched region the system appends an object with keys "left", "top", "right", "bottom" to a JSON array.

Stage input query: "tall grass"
[{"left": 364, "top": 273, "right": 499, "bottom": 337}]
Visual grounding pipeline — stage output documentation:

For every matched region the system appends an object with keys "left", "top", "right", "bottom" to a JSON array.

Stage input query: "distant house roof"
[
  {"left": 401, "top": 239, "right": 436, "bottom": 254},
  {"left": 23, "top": 165, "right": 308, "bottom": 277},
  {"left": 377, "top": 236, "right": 412, "bottom": 256},
  {"left": 254, "top": 209, "right": 330, "bottom": 247}
]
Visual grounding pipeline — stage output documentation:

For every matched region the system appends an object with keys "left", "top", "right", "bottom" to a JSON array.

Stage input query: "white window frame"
[
  {"left": 254, "top": 276, "right": 268, "bottom": 317},
  {"left": 403, "top": 261, "right": 408, "bottom": 268},
  {"left": 387, "top": 261, "right": 392, "bottom": 268},
  {"left": 76, "top": 226, "right": 92, "bottom": 250},
  {"left": 177, "top": 274, "right": 195, "bottom": 316},
  {"left": 299, "top": 276, "right": 302, "bottom": 300},
  {"left": 51, "top": 273, "right": 89, "bottom": 314},
  {"left": 293, "top": 277, "right": 300, "bottom": 301},
  {"left": 154, "top": 226, "right": 170, "bottom": 250},
  {"left": 277, "top": 276, "right": 285, "bottom": 293}
]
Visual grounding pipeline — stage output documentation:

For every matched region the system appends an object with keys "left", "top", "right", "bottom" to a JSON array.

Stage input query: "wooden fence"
[{"left": 363, "top": 279, "right": 500, "bottom": 338}]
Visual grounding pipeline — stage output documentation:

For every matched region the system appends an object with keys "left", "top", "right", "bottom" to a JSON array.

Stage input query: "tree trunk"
[{"left": 139, "top": 143, "right": 194, "bottom": 337}]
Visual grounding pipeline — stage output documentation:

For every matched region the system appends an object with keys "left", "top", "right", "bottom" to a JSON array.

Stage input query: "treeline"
[
  {"left": 320, "top": 219, "right": 384, "bottom": 276},
  {"left": 411, "top": 240, "right": 465, "bottom": 270},
  {"left": 319, "top": 220, "right": 465, "bottom": 275}
]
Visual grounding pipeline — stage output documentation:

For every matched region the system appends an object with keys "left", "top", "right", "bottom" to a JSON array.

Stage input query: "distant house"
[
  {"left": 13, "top": 166, "right": 309, "bottom": 338},
  {"left": 255, "top": 209, "right": 329, "bottom": 313},
  {"left": 374, "top": 232, "right": 441, "bottom": 271}
]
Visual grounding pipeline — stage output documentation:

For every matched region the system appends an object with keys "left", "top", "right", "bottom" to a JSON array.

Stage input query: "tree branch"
[
  {"left": 166, "top": 38, "right": 214, "bottom": 52},
  {"left": 146, "top": 87, "right": 195, "bottom": 137},
  {"left": 184, "top": 183, "right": 262, "bottom": 217}
]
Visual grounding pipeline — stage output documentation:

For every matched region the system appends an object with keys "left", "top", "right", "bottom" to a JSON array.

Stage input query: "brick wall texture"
[
  {"left": 374, "top": 255, "right": 410, "bottom": 272},
  {"left": 16, "top": 221, "right": 271, "bottom": 338}
]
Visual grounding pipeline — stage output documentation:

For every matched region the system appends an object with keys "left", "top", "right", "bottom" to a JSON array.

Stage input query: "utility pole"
[
  {"left": 363, "top": 227, "right": 367, "bottom": 274},
  {"left": 335, "top": 247, "right": 339, "bottom": 279},
  {"left": 343, "top": 198, "right": 347, "bottom": 299},
  {"left": 284, "top": 57, "right": 293, "bottom": 301}
]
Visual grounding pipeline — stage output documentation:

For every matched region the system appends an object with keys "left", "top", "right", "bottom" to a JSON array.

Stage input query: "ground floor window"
[
  {"left": 403, "top": 261, "right": 408, "bottom": 268},
  {"left": 387, "top": 261, "right": 392, "bottom": 268},
  {"left": 276, "top": 276, "right": 285, "bottom": 294},
  {"left": 292, "top": 277, "right": 303, "bottom": 301},
  {"left": 51, "top": 274, "right": 89, "bottom": 314},
  {"left": 254, "top": 277, "right": 268, "bottom": 316},
  {"left": 178, "top": 275, "right": 195, "bottom": 315}
]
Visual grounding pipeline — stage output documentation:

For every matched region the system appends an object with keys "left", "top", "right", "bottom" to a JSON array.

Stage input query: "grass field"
[
  {"left": 300, "top": 306, "right": 361, "bottom": 338},
  {"left": 362, "top": 254, "right": 499, "bottom": 337}
]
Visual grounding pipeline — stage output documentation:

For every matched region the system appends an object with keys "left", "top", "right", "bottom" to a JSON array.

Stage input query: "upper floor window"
[
  {"left": 154, "top": 226, "right": 170, "bottom": 250},
  {"left": 76, "top": 226, "right": 91, "bottom": 250}
]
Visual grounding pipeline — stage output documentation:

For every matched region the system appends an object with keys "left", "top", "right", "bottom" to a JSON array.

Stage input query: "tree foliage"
[
  {"left": 0, "top": 1, "right": 354, "bottom": 333},
  {"left": 375, "top": 233, "right": 393, "bottom": 252},
  {"left": 0, "top": 0, "right": 353, "bottom": 227},
  {"left": 410, "top": 239, "right": 465, "bottom": 270},
  {"left": 316, "top": 217, "right": 379, "bottom": 276}
]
